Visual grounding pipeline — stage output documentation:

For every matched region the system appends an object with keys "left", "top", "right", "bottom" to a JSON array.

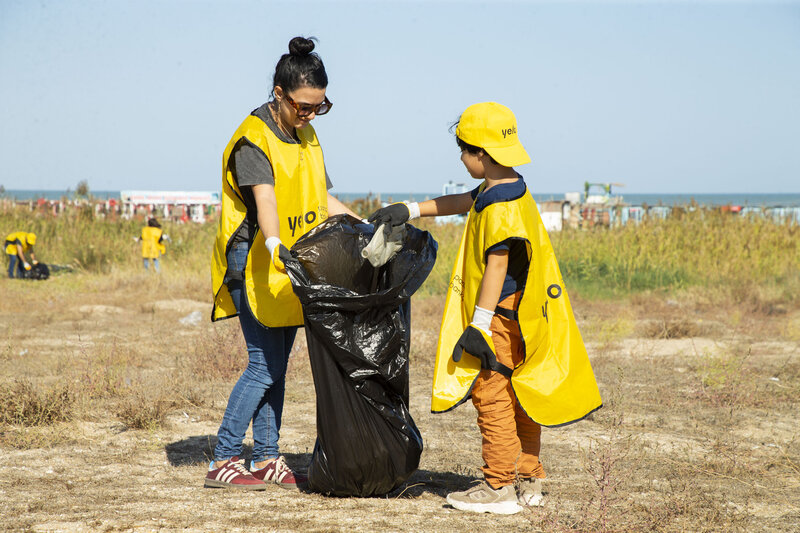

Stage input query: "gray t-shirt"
[{"left": 230, "top": 102, "right": 332, "bottom": 243}]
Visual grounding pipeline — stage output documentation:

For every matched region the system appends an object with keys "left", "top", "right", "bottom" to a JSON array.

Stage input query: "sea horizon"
[{"left": 3, "top": 189, "right": 800, "bottom": 208}]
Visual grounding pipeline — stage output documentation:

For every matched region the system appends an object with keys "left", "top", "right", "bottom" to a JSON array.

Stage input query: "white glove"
[
  {"left": 405, "top": 201, "right": 421, "bottom": 220},
  {"left": 265, "top": 236, "right": 282, "bottom": 256},
  {"left": 470, "top": 305, "right": 494, "bottom": 336},
  {"left": 265, "top": 236, "right": 287, "bottom": 272}
]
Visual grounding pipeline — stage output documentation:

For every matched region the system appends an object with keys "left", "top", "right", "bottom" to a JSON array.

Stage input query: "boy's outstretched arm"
[
  {"left": 419, "top": 192, "right": 474, "bottom": 217},
  {"left": 368, "top": 192, "right": 474, "bottom": 227}
]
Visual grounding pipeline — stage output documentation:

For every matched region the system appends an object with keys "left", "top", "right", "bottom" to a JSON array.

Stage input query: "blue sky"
[{"left": 1, "top": 0, "right": 798, "bottom": 195}]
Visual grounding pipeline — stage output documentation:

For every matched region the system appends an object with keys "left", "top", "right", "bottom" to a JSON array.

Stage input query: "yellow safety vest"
[
  {"left": 4, "top": 232, "right": 35, "bottom": 255},
  {"left": 140, "top": 227, "right": 163, "bottom": 259},
  {"left": 431, "top": 183, "right": 602, "bottom": 427},
  {"left": 211, "top": 114, "right": 328, "bottom": 327}
]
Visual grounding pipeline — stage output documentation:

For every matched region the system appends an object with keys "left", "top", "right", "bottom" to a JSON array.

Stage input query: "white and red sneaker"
[
  {"left": 251, "top": 456, "right": 307, "bottom": 490},
  {"left": 204, "top": 457, "right": 266, "bottom": 490}
]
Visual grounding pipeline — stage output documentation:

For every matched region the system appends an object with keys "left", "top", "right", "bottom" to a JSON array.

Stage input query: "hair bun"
[{"left": 288, "top": 36, "right": 315, "bottom": 57}]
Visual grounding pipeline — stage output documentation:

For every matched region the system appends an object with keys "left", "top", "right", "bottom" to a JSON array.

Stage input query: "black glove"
[
  {"left": 451, "top": 325, "right": 513, "bottom": 378},
  {"left": 272, "top": 244, "right": 292, "bottom": 273},
  {"left": 368, "top": 203, "right": 410, "bottom": 228},
  {"left": 279, "top": 244, "right": 292, "bottom": 264}
]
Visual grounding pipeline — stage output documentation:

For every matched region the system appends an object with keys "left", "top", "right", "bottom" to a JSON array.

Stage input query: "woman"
[{"left": 207, "top": 36, "right": 360, "bottom": 491}]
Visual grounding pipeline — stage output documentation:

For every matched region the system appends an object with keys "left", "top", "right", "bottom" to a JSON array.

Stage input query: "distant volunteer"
[
  {"left": 4, "top": 231, "right": 38, "bottom": 278},
  {"left": 136, "top": 218, "right": 166, "bottom": 273},
  {"left": 207, "top": 36, "right": 360, "bottom": 491}
]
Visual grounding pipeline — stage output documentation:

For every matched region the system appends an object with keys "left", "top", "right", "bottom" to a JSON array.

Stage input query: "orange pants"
[{"left": 471, "top": 292, "right": 546, "bottom": 489}]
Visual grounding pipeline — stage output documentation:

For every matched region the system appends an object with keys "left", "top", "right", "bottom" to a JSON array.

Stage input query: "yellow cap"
[
  {"left": 456, "top": 102, "right": 530, "bottom": 167},
  {"left": 26, "top": 233, "right": 36, "bottom": 246}
]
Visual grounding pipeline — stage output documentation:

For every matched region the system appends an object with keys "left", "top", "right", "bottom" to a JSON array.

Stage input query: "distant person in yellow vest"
[
  {"left": 207, "top": 36, "right": 361, "bottom": 491},
  {"left": 5, "top": 231, "right": 38, "bottom": 278},
  {"left": 137, "top": 218, "right": 166, "bottom": 273},
  {"left": 369, "top": 102, "right": 602, "bottom": 514}
]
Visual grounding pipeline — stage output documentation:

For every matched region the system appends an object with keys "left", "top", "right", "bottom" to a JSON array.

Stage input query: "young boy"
[{"left": 369, "top": 102, "right": 602, "bottom": 514}]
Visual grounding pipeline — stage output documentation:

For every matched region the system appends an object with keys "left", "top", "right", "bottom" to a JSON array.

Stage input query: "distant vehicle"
[
  {"left": 584, "top": 182, "right": 625, "bottom": 205},
  {"left": 436, "top": 181, "right": 469, "bottom": 224}
]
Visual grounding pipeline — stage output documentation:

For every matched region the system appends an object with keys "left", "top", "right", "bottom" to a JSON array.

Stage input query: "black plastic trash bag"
[
  {"left": 22, "top": 263, "right": 50, "bottom": 280},
  {"left": 284, "top": 214, "right": 437, "bottom": 497}
]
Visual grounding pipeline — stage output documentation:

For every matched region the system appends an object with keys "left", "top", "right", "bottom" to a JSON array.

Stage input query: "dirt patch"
[
  {"left": 1, "top": 274, "right": 799, "bottom": 532},
  {"left": 77, "top": 304, "right": 126, "bottom": 315},
  {"left": 152, "top": 299, "right": 208, "bottom": 314}
]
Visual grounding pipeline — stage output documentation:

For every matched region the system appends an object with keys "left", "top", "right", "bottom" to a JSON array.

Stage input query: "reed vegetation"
[
  {"left": 2, "top": 205, "right": 797, "bottom": 304},
  {"left": 0, "top": 209, "right": 215, "bottom": 274},
  {"left": 550, "top": 209, "right": 799, "bottom": 301},
  {"left": 417, "top": 208, "right": 799, "bottom": 304}
]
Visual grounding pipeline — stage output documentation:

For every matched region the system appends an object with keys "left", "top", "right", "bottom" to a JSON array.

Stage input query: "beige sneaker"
[
  {"left": 517, "top": 477, "right": 544, "bottom": 507},
  {"left": 446, "top": 481, "right": 523, "bottom": 514}
]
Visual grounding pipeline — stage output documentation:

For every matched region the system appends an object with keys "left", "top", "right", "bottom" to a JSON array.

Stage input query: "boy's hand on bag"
[
  {"left": 451, "top": 325, "right": 513, "bottom": 377},
  {"left": 368, "top": 203, "right": 410, "bottom": 228},
  {"left": 23, "top": 262, "right": 31, "bottom": 270}
]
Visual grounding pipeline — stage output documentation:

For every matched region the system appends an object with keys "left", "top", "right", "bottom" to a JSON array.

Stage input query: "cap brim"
[{"left": 485, "top": 144, "right": 531, "bottom": 167}]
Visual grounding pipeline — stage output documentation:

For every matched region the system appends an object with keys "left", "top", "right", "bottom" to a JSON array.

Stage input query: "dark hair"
[
  {"left": 454, "top": 132, "right": 498, "bottom": 166},
  {"left": 147, "top": 218, "right": 160, "bottom": 228},
  {"left": 272, "top": 36, "right": 328, "bottom": 95}
]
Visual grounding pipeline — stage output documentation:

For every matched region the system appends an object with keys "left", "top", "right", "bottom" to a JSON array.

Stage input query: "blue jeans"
[
  {"left": 8, "top": 254, "right": 17, "bottom": 278},
  {"left": 143, "top": 258, "right": 160, "bottom": 273},
  {"left": 214, "top": 242, "right": 298, "bottom": 462},
  {"left": 7, "top": 255, "right": 23, "bottom": 278}
]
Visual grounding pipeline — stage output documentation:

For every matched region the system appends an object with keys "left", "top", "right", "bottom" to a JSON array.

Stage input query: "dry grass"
[
  {"left": 186, "top": 320, "right": 247, "bottom": 382},
  {"left": 1, "top": 207, "right": 799, "bottom": 531},
  {"left": 115, "top": 379, "right": 177, "bottom": 431},
  {"left": 640, "top": 317, "right": 710, "bottom": 339},
  {"left": 0, "top": 379, "right": 74, "bottom": 426},
  {"left": 1, "top": 268, "right": 798, "bottom": 532}
]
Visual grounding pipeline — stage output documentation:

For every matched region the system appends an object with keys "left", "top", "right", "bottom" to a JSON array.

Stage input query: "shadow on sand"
[
  {"left": 165, "top": 436, "right": 475, "bottom": 499},
  {"left": 164, "top": 435, "right": 311, "bottom": 473}
]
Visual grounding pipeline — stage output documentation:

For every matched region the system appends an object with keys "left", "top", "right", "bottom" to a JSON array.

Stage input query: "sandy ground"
[{"left": 1, "top": 273, "right": 799, "bottom": 532}]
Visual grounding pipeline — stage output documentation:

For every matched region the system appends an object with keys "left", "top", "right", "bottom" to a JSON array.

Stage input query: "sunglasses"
[{"left": 283, "top": 94, "right": 332, "bottom": 117}]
